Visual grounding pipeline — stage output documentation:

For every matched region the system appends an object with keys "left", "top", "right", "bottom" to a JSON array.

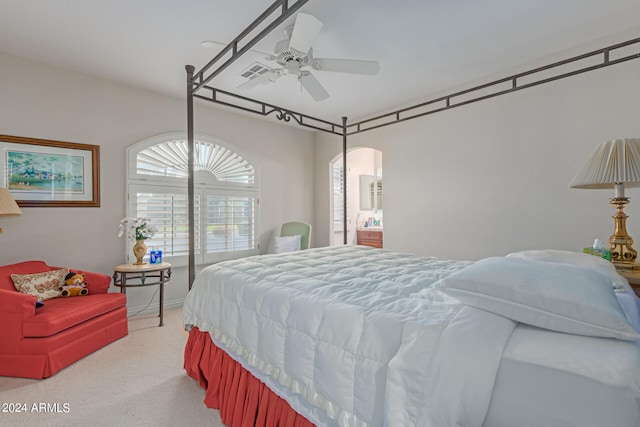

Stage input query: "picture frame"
[{"left": 0, "top": 134, "right": 100, "bottom": 207}]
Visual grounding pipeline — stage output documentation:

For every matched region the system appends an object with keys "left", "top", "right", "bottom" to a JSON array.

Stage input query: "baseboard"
[{"left": 126, "top": 298, "right": 184, "bottom": 317}]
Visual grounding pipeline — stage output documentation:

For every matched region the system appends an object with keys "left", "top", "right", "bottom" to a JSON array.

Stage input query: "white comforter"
[{"left": 183, "top": 246, "right": 516, "bottom": 427}]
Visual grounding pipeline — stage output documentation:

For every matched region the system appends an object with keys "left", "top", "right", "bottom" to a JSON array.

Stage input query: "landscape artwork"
[
  {"left": 7, "top": 150, "right": 85, "bottom": 194},
  {"left": 0, "top": 134, "right": 99, "bottom": 207}
]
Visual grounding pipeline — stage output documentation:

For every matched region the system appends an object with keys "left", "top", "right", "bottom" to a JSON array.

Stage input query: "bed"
[
  {"left": 180, "top": 2, "right": 640, "bottom": 425},
  {"left": 183, "top": 246, "right": 640, "bottom": 426}
]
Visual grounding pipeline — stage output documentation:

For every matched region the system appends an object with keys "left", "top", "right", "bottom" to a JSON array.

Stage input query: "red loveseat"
[{"left": 0, "top": 260, "right": 128, "bottom": 379}]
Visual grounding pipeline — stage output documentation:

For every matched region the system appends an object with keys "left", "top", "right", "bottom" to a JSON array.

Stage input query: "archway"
[{"left": 329, "top": 147, "right": 382, "bottom": 246}]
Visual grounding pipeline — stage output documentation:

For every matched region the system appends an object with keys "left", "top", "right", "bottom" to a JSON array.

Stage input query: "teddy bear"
[{"left": 60, "top": 272, "right": 89, "bottom": 297}]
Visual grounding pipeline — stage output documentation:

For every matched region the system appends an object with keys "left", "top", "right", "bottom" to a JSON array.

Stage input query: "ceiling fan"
[{"left": 236, "top": 13, "right": 380, "bottom": 101}]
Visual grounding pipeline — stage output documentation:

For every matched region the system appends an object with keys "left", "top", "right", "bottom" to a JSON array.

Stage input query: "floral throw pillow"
[{"left": 11, "top": 268, "right": 69, "bottom": 301}]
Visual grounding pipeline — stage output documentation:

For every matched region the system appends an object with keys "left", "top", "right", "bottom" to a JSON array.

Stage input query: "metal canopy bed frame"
[{"left": 185, "top": 0, "right": 640, "bottom": 288}]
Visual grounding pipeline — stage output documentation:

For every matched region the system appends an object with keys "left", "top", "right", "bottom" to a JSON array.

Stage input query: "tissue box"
[
  {"left": 149, "top": 250, "right": 163, "bottom": 264},
  {"left": 583, "top": 247, "right": 611, "bottom": 261}
]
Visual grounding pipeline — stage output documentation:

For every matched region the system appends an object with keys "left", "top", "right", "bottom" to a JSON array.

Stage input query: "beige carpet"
[{"left": 0, "top": 308, "right": 225, "bottom": 427}]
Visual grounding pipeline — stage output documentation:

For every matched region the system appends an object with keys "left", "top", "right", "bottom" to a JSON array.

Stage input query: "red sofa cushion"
[{"left": 22, "top": 293, "right": 126, "bottom": 338}]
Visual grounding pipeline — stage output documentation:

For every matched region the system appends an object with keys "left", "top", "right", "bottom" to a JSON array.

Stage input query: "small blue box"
[{"left": 149, "top": 250, "right": 163, "bottom": 264}]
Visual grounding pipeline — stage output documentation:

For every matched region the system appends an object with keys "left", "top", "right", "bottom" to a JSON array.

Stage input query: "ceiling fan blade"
[
  {"left": 299, "top": 72, "right": 329, "bottom": 101},
  {"left": 314, "top": 58, "right": 380, "bottom": 75},
  {"left": 237, "top": 70, "right": 281, "bottom": 90},
  {"left": 288, "top": 13, "right": 323, "bottom": 55},
  {"left": 201, "top": 40, "right": 224, "bottom": 49}
]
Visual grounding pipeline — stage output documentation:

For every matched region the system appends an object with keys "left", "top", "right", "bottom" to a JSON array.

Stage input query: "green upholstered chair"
[{"left": 280, "top": 222, "right": 312, "bottom": 250}]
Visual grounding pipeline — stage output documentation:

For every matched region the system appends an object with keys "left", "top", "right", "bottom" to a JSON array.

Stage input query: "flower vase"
[{"left": 133, "top": 239, "right": 147, "bottom": 265}]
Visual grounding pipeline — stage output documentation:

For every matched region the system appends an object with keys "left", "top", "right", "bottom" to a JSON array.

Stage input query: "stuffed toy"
[{"left": 60, "top": 272, "right": 89, "bottom": 297}]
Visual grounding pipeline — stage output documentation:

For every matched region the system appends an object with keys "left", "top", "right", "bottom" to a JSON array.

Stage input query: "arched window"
[{"left": 126, "top": 133, "right": 259, "bottom": 266}]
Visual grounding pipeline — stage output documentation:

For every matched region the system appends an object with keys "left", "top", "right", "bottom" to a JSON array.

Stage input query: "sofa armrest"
[
  {"left": 0, "top": 289, "right": 36, "bottom": 352},
  {"left": 0, "top": 288, "right": 36, "bottom": 314}
]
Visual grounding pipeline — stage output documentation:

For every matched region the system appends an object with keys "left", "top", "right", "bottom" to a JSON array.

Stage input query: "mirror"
[{"left": 359, "top": 174, "right": 382, "bottom": 210}]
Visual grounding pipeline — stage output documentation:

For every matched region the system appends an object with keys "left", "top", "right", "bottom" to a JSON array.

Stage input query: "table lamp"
[
  {"left": 0, "top": 187, "right": 22, "bottom": 234},
  {"left": 570, "top": 138, "right": 640, "bottom": 269}
]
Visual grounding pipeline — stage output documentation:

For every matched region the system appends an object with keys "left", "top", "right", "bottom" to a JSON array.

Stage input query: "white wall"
[
  {"left": 0, "top": 52, "right": 314, "bottom": 314},
  {"left": 314, "top": 36, "right": 640, "bottom": 261}
]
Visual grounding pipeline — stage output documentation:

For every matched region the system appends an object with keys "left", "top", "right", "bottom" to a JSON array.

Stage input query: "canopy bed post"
[
  {"left": 342, "top": 116, "right": 348, "bottom": 244},
  {"left": 186, "top": 64, "right": 196, "bottom": 290}
]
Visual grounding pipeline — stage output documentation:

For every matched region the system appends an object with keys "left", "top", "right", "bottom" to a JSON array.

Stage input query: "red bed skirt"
[{"left": 184, "top": 327, "right": 315, "bottom": 427}]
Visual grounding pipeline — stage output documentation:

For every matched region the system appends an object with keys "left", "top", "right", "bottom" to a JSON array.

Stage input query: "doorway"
[{"left": 330, "top": 147, "right": 383, "bottom": 246}]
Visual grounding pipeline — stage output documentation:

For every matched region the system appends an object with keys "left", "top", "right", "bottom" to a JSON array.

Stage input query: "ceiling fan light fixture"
[{"left": 285, "top": 60, "right": 301, "bottom": 75}]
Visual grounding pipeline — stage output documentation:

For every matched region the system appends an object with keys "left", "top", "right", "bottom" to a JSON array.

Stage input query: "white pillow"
[
  {"left": 506, "top": 249, "right": 623, "bottom": 288},
  {"left": 506, "top": 249, "right": 640, "bottom": 331},
  {"left": 434, "top": 256, "right": 640, "bottom": 341},
  {"left": 274, "top": 235, "right": 302, "bottom": 254}
]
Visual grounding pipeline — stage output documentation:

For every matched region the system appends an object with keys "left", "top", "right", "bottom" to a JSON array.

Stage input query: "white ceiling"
[{"left": 1, "top": 0, "right": 640, "bottom": 124}]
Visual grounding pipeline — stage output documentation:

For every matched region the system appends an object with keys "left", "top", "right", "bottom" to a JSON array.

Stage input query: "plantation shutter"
[
  {"left": 127, "top": 134, "right": 259, "bottom": 267},
  {"left": 206, "top": 195, "right": 256, "bottom": 253},
  {"left": 132, "top": 188, "right": 201, "bottom": 257}
]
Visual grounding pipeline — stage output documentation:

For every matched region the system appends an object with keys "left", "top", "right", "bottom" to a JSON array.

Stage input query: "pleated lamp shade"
[
  {"left": 570, "top": 139, "right": 640, "bottom": 191},
  {"left": 0, "top": 188, "right": 22, "bottom": 216},
  {"left": 570, "top": 138, "right": 640, "bottom": 268}
]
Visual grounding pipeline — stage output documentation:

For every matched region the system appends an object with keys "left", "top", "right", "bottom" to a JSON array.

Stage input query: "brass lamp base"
[{"left": 609, "top": 197, "right": 638, "bottom": 269}]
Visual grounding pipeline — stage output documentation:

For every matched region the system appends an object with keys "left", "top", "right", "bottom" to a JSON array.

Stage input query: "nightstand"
[
  {"left": 113, "top": 262, "right": 172, "bottom": 326},
  {"left": 617, "top": 268, "right": 640, "bottom": 297},
  {"left": 357, "top": 228, "right": 383, "bottom": 248}
]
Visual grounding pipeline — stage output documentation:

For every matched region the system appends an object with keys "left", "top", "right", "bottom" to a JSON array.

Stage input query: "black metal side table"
[{"left": 113, "top": 262, "right": 172, "bottom": 326}]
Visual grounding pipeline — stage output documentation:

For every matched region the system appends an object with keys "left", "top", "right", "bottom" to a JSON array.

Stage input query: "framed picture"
[{"left": 0, "top": 134, "right": 100, "bottom": 207}]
